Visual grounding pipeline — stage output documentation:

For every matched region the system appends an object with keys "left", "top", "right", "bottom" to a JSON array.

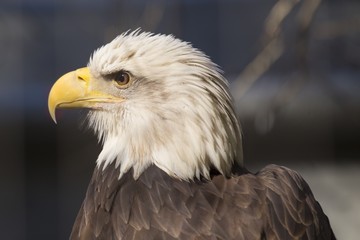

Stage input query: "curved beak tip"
[
  {"left": 50, "top": 110, "right": 57, "bottom": 124},
  {"left": 48, "top": 98, "right": 58, "bottom": 124},
  {"left": 48, "top": 87, "right": 59, "bottom": 124}
]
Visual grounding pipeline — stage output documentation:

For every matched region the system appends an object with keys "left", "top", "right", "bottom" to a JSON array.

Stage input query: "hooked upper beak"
[{"left": 48, "top": 67, "right": 123, "bottom": 123}]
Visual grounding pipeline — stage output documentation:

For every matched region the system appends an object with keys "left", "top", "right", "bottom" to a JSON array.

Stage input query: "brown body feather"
[{"left": 70, "top": 163, "right": 335, "bottom": 240}]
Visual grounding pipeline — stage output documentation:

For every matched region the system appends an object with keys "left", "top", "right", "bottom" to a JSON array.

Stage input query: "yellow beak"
[{"left": 48, "top": 67, "right": 123, "bottom": 123}]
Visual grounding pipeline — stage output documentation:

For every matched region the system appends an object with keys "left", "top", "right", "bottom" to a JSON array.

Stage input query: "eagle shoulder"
[{"left": 257, "top": 164, "right": 336, "bottom": 240}]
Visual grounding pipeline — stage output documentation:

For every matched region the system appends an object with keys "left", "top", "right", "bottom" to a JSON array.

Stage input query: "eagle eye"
[{"left": 112, "top": 71, "right": 131, "bottom": 88}]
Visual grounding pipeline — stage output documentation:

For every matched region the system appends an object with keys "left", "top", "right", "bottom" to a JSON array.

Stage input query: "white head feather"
[{"left": 87, "top": 30, "right": 243, "bottom": 180}]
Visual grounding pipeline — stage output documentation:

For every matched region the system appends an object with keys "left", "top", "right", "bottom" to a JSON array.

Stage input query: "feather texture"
[{"left": 70, "top": 163, "right": 335, "bottom": 240}]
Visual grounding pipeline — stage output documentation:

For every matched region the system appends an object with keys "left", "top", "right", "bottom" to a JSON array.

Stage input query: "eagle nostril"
[
  {"left": 78, "top": 75, "right": 86, "bottom": 81},
  {"left": 75, "top": 68, "right": 90, "bottom": 83}
]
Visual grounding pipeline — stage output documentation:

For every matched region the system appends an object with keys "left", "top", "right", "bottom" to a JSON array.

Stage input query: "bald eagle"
[{"left": 48, "top": 31, "right": 335, "bottom": 240}]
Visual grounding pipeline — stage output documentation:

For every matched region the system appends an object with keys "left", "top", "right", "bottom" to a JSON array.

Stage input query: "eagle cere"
[{"left": 48, "top": 31, "right": 335, "bottom": 240}]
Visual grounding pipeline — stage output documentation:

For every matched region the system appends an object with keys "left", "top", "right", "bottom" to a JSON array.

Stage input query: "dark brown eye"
[{"left": 113, "top": 71, "right": 131, "bottom": 87}]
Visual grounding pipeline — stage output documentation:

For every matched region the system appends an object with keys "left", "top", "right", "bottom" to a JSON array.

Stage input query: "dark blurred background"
[{"left": 1, "top": 0, "right": 359, "bottom": 239}]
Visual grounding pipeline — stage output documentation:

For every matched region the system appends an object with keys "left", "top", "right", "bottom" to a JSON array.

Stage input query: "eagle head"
[{"left": 48, "top": 30, "right": 243, "bottom": 180}]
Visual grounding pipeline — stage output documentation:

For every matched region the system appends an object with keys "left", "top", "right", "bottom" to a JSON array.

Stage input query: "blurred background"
[{"left": 0, "top": 0, "right": 359, "bottom": 239}]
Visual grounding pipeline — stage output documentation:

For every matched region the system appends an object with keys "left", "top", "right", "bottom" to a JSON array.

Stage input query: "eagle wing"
[{"left": 70, "top": 164, "right": 335, "bottom": 240}]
